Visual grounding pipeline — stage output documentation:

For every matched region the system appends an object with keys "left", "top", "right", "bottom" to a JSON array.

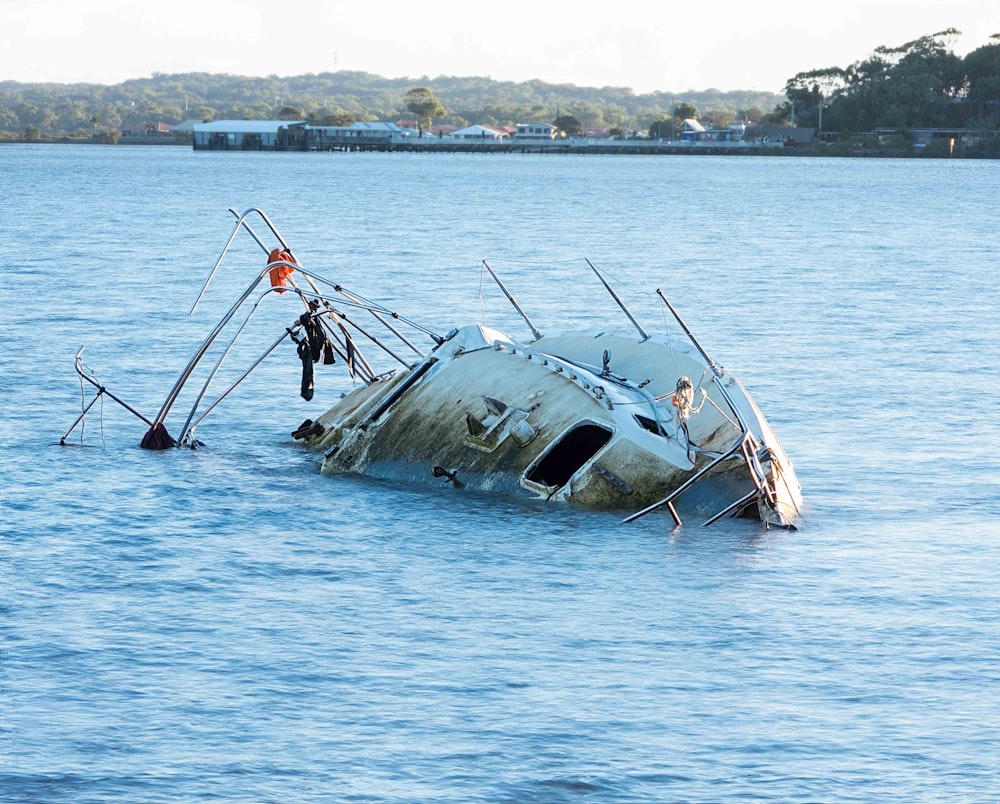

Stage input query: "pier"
[{"left": 302, "top": 137, "right": 785, "bottom": 156}]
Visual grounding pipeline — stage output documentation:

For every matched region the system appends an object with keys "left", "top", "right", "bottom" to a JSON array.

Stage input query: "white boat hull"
[{"left": 298, "top": 325, "right": 802, "bottom": 527}]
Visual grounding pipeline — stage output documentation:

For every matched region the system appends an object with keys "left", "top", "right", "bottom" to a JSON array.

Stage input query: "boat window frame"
[{"left": 521, "top": 419, "right": 615, "bottom": 492}]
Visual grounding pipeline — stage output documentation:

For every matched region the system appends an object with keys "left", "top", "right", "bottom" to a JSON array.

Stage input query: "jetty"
[{"left": 190, "top": 120, "right": 802, "bottom": 154}]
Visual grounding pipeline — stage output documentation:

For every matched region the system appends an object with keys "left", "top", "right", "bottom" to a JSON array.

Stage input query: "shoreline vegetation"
[{"left": 3, "top": 29, "right": 997, "bottom": 158}]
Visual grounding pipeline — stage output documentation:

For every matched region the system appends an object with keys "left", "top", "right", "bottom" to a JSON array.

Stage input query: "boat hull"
[{"left": 297, "top": 325, "right": 803, "bottom": 527}]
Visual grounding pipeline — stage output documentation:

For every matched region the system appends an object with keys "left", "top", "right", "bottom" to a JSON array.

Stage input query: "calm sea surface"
[{"left": 2, "top": 145, "right": 999, "bottom": 802}]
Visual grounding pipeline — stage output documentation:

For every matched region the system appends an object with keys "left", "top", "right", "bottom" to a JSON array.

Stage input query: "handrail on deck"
[
  {"left": 622, "top": 372, "right": 783, "bottom": 527},
  {"left": 622, "top": 430, "right": 753, "bottom": 524}
]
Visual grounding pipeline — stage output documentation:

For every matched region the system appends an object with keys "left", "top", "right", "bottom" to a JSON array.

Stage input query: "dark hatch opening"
[
  {"left": 525, "top": 423, "right": 613, "bottom": 488},
  {"left": 634, "top": 413, "right": 662, "bottom": 434}
]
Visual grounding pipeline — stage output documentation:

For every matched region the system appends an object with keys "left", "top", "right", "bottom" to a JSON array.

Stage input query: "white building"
[
  {"left": 450, "top": 124, "right": 506, "bottom": 141},
  {"left": 192, "top": 120, "right": 306, "bottom": 150},
  {"left": 515, "top": 122, "right": 557, "bottom": 140}
]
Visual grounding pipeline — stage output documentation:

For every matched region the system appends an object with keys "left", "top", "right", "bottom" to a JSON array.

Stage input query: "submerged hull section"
[{"left": 298, "top": 325, "right": 802, "bottom": 527}]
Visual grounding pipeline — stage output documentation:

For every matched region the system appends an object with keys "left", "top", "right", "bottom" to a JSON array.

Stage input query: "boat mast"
[{"left": 481, "top": 260, "right": 543, "bottom": 341}]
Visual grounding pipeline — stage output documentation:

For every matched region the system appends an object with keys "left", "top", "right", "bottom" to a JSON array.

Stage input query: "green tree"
[
  {"left": 764, "top": 102, "right": 792, "bottom": 125},
  {"left": 783, "top": 67, "right": 847, "bottom": 129},
  {"left": 310, "top": 107, "right": 356, "bottom": 126},
  {"left": 785, "top": 29, "right": 986, "bottom": 132},
  {"left": 647, "top": 117, "right": 675, "bottom": 139},
  {"left": 702, "top": 109, "right": 734, "bottom": 129},
  {"left": 404, "top": 87, "right": 446, "bottom": 128},
  {"left": 15, "top": 102, "right": 43, "bottom": 128},
  {"left": 96, "top": 106, "right": 123, "bottom": 133},
  {"left": 964, "top": 39, "right": 1000, "bottom": 106},
  {"left": 553, "top": 113, "right": 583, "bottom": 136},
  {"left": 673, "top": 102, "right": 698, "bottom": 121},
  {"left": 0, "top": 105, "right": 18, "bottom": 132}
]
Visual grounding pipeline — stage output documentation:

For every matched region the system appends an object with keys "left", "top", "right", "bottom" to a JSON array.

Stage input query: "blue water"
[{"left": 2, "top": 145, "right": 999, "bottom": 802}]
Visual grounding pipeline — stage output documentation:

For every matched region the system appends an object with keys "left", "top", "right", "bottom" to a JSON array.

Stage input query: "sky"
[{"left": 1, "top": 0, "right": 996, "bottom": 94}]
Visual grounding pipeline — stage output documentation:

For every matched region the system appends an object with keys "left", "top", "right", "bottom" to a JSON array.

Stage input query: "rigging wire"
[
  {"left": 478, "top": 260, "right": 487, "bottom": 328},
  {"left": 76, "top": 358, "right": 106, "bottom": 446}
]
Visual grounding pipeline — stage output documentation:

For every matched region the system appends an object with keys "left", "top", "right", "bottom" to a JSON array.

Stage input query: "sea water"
[{"left": 2, "top": 145, "right": 999, "bottom": 802}]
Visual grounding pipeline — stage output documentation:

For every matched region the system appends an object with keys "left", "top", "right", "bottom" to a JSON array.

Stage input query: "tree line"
[
  {"left": 0, "top": 71, "right": 780, "bottom": 141},
  {"left": 782, "top": 30, "right": 1000, "bottom": 133},
  {"left": 1, "top": 29, "right": 996, "bottom": 144}
]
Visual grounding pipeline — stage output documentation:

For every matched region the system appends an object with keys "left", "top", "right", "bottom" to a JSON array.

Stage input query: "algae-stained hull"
[{"left": 299, "top": 324, "right": 803, "bottom": 527}]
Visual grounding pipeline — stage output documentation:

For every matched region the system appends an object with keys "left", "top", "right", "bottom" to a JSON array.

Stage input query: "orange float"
[{"left": 267, "top": 247, "right": 296, "bottom": 292}]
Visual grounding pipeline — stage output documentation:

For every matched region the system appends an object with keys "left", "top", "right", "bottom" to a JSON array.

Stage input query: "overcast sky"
[{"left": 1, "top": 0, "right": 996, "bottom": 94}]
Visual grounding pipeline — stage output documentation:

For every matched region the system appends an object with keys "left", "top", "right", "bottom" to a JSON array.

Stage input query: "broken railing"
[{"left": 61, "top": 207, "right": 442, "bottom": 450}]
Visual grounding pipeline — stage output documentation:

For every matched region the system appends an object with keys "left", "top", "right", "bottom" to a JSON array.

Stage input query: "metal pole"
[
  {"left": 230, "top": 208, "right": 440, "bottom": 346},
  {"left": 153, "top": 267, "right": 272, "bottom": 428},
  {"left": 60, "top": 393, "right": 103, "bottom": 445},
  {"left": 622, "top": 431, "right": 750, "bottom": 523},
  {"left": 179, "top": 328, "right": 295, "bottom": 444},
  {"left": 587, "top": 259, "right": 648, "bottom": 340},
  {"left": 482, "top": 260, "right": 543, "bottom": 341},
  {"left": 72, "top": 348, "right": 154, "bottom": 425},
  {"left": 62, "top": 348, "right": 155, "bottom": 443},
  {"left": 656, "top": 288, "right": 719, "bottom": 375}
]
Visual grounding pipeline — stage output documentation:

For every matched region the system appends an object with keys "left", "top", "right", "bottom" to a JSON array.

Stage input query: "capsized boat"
[{"left": 62, "top": 209, "right": 803, "bottom": 528}]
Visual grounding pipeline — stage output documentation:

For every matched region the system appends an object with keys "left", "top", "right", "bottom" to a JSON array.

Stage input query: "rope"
[
  {"left": 585, "top": 260, "right": 643, "bottom": 299},
  {"left": 702, "top": 393, "right": 740, "bottom": 432},
  {"left": 478, "top": 260, "right": 487, "bottom": 327},
  {"left": 76, "top": 359, "right": 106, "bottom": 446},
  {"left": 76, "top": 366, "right": 87, "bottom": 444}
]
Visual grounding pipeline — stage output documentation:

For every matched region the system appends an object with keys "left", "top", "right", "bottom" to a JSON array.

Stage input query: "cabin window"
[{"left": 524, "top": 423, "right": 613, "bottom": 488}]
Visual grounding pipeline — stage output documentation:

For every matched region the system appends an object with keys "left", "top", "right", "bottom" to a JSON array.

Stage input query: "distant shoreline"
[{"left": 3, "top": 138, "right": 996, "bottom": 159}]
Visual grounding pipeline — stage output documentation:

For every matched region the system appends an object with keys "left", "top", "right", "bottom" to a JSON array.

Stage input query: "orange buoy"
[{"left": 267, "top": 247, "right": 296, "bottom": 293}]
